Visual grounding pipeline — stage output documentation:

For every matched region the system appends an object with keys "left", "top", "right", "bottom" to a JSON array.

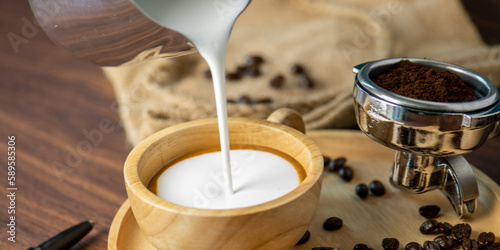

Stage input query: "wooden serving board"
[{"left": 108, "top": 130, "right": 500, "bottom": 249}]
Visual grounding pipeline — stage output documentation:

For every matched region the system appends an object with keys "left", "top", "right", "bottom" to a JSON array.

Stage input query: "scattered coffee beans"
[
  {"left": 433, "top": 235, "right": 454, "bottom": 250},
  {"left": 382, "top": 238, "right": 399, "bottom": 250},
  {"left": 438, "top": 222, "right": 453, "bottom": 235},
  {"left": 204, "top": 69, "right": 212, "bottom": 79},
  {"left": 296, "top": 230, "right": 310, "bottom": 245},
  {"left": 236, "top": 65, "right": 247, "bottom": 75},
  {"left": 405, "top": 242, "right": 423, "bottom": 250},
  {"left": 451, "top": 223, "right": 472, "bottom": 244},
  {"left": 299, "top": 73, "right": 314, "bottom": 88},
  {"left": 206, "top": 54, "right": 264, "bottom": 81},
  {"left": 339, "top": 166, "right": 354, "bottom": 182},
  {"left": 255, "top": 97, "right": 272, "bottom": 104},
  {"left": 227, "top": 95, "right": 273, "bottom": 105},
  {"left": 462, "top": 238, "right": 480, "bottom": 250},
  {"left": 226, "top": 72, "right": 242, "bottom": 80},
  {"left": 237, "top": 95, "right": 252, "bottom": 104},
  {"left": 323, "top": 156, "right": 331, "bottom": 168},
  {"left": 419, "top": 219, "right": 439, "bottom": 234},
  {"left": 269, "top": 74, "right": 285, "bottom": 89},
  {"left": 327, "top": 157, "right": 346, "bottom": 172},
  {"left": 355, "top": 184, "right": 369, "bottom": 199},
  {"left": 316, "top": 154, "right": 500, "bottom": 250},
  {"left": 478, "top": 232, "right": 496, "bottom": 248},
  {"left": 245, "top": 55, "right": 264, "bottom": 66},
  {"left": 419, "top": 205, "right": 440, "bottom": 219},
  {"left": 369, "top": 180, "right": 385, "bottom": 196},
  {"left": 423, "top": 240, "right": 440, "bottom": 250},
  {"left": 353, "top": 243, "right": 374, "bottom": 250},
  {"left": 323, "top": 217, "right": 343, "bottom": 231},
  {"left": 245, "top": 65, "right": 261, "bottom": 77},
  {"left": 288, "top": 63, "right": 315, "bottom": 88},
  {"left": 487, "top": 242, "right": 500, "bottom": 249},
  {"left": 289, "top": 63, "right": 305, "bottom": 75}
]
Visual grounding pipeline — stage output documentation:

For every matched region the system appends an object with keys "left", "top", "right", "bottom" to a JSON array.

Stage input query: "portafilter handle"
[{"left": 391, "top": 152, "right": 478, "bottom": 218}]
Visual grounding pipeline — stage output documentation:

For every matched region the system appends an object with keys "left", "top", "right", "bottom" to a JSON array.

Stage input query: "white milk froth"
[
  {"left": 155, "top": 149, "right": 301, "bottom": 209},
  {"left": 133, "top": 0, "right": 301, "bottom": 209}
]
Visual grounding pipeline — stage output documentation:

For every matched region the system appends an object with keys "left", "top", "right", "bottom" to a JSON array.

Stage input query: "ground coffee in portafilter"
[{"left": 373, "top": 60, "right": 478, "bottom": 102}]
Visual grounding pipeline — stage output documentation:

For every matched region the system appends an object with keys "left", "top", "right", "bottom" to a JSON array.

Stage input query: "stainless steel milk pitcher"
[{"left": 29, "top": 0, "right": 195, "bottom": 66}]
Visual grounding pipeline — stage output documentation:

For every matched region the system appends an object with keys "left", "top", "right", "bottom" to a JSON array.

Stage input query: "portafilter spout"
[{"left": 352, "top": 58, "right": 500, "bottom": 218}]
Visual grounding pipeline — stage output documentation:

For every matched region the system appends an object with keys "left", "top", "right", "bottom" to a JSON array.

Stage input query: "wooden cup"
[{"left": 124, "top": 116, "right": 323, "bottom": 250}]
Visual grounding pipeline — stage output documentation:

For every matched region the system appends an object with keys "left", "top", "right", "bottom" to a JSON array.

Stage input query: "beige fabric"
[{"left": 103, "top": 0, "right": 500, "bottom": 146}]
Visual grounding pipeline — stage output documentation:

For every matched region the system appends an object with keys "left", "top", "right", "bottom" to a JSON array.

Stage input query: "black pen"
[{"left": 27, "top": 220, "right": 96, "bottom": 250}]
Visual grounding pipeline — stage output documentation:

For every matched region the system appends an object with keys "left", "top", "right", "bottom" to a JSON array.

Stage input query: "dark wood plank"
[{"left": 0, "top": 1, "right": 130, "bottom": 249}]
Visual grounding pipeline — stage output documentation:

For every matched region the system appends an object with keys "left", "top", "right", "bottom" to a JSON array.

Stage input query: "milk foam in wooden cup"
[
  {"left": 124, "top": 118, "right": 323, "bottom": 250},
  {"left": 148, "top": 146, "right": 306, "bottom": 210}
]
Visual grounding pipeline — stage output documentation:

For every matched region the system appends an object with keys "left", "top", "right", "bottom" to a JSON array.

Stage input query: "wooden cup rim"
[{"left": 124, "top": 117, "right": 323, "bottom": 217}]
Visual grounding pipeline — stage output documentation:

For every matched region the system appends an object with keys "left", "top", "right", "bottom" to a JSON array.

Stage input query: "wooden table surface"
[{"left": 1, "top": 1, "right": 499, "bottom": 250}]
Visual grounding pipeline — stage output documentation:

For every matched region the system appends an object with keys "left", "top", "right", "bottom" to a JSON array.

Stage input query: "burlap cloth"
[{"left": 102, "top": 0, "right": 500, "bottom": 146}]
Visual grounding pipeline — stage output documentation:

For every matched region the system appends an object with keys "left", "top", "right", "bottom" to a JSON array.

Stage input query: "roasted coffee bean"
[
  {"left": 269, "top": 74, "right": 285, "bottom": 88},
  {"left": 486, "top": 242, "right": 500, "bottom": 250},
  {"left": 434, "top": 235, "right": 454, "bottom": 250},
  {"left": 255, "top": 98, "right": 272, "bottom": 104},
  {"left": 369, "top": 180, "right": 385, "bottom": 196},
  {"left": 226, "top": 72, "right": 242, "bottom": 80},
  {"left": 227, "top": 99, "right": 236, "bottom": 104},
  {"left": 382, "top": 238, "right": 399, "bottom": 250},
  {"left": 405, "top": 242, "right": 423, "bottom": 250},
  {"left": 423, "top": 240, "right": 440, "bottom": 250},
  {"left": 322, "top": 217, "right": 342, "bottom": 231},
  {"left": 462, "top": 238, "right": 480, "bottom": 250},
  {"left": 323, "top": 156, "right": 331, "bottom": 168},
  {"left": 204, "top": 69, "right": 212, "bottom": 79},
  {"left": 238, "top": 95, "right": 252, "bottom": 104},
  {"left": 296, "top": 230, "right": 310, "bottom": 245},
  {"left": 311, "top": 247, "right": 334, "bottom": 250},
  {"left": 236, "top": 65, "right": 247, "bottom": 75},
  {"left": 339, "top": 166, "right": 354, "bottom": 181},
  {"left": 419, "top": 219, "right": 439, "bottom": 234},
  {"left": 245, "top": 55, "right": 264, "bottom": 66},
  {"left": 355, "top": 184, "right": 369, "bottom": 199},
  {"left": 245, "top": 65, "right": 261, "bottom": 77},
  {"left": 478, "top": 232, "right": 496, "bottom": 248},
  {"left": 451, "top": 223, "right": 471, "bottom": 243},
  {"left": 299, "top": 73, "right": 314, "bottom": 88},
  {"left": 353, "top": 243, "right": 373, "bottom": 250},
  {"left": 419, "top": 205, "right": 440, "bottom": 218},
  {"left": 438, "top": 222, "right": 453, "bottom": 235},
  {"left": 327, "top": 157, "right": 346, "bottom": 172},
  {"left": 290, "top": 64, "right": 305, "bottom": 74}
]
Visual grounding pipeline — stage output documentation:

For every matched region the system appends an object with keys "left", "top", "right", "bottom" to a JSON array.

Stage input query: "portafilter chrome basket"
[{"left": 353, "top": 58, "right": 500, "bottom": 218}]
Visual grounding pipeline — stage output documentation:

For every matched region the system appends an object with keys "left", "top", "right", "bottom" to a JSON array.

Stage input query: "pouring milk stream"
[{"left": 133, "top": 0, "right": 300, "bottom": 209}]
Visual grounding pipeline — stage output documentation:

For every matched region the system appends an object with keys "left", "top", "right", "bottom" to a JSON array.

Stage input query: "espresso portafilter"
[{"left": 353, "top": 58, "right": 500, "bottom": 218}]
